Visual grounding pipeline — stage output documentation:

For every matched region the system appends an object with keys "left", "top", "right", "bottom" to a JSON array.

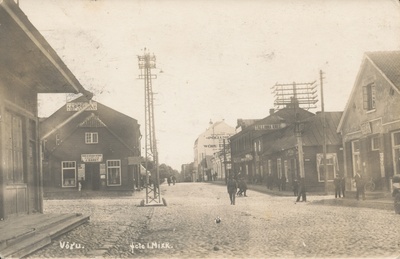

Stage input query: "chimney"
[{"left": 269, "top": 109, "right": 275, "bottom": 115}]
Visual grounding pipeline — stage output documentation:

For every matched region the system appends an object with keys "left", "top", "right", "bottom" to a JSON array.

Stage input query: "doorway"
[{"left": 85, "top": 164, "right": 100, "bottom": 190}]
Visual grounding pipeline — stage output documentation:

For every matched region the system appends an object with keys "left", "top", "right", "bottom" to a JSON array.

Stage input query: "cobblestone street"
[{"left": 29, "top": 183, "right": 400, "bottom": 258}]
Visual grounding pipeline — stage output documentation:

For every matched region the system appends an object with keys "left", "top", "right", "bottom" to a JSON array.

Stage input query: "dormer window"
[
  {"left": 363, "top": 83, "right": 376, "bottom": 111},
  {"left": 85, "top": 132, "right": 98, "bottom": 144}
]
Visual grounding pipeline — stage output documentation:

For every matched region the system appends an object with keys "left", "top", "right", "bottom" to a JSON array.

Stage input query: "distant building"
[
  {"left": 230, "top": 106, "right": 313, "bottom": 183},
  {"left": 40, "top": 97, "right": 141, "bottom": 194},
  {"left": 0, "top": 0, "right": 91, "bottom": 220},
  {"left": 193, "top": 120, "right": 235, "bottom": 181},
  {"left": 337, "top": 51, "right": 400, "bottom": 192}
]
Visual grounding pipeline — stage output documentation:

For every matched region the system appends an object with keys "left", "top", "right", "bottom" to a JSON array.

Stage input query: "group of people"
[
  {"left": 265, "top": 174, "right": 287, "bottom": 191},
  {"left": 226, "top": 173, "right": 248, "bottom": 205},
  {"left": 333, "top": 175, "right": 346, "bottom": 198},
  {"left": 167, "top": 175, "right": 177, "bottom": 186}
]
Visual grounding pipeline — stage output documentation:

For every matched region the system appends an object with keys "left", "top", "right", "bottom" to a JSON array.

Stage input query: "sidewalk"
[{"left": 208, "top": 180, "right": 395, "bottom": 212}]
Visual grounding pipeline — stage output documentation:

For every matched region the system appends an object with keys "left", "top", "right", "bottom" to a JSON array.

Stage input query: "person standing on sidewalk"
[
  {"left": 292, "top": 178, "right": 299, "bottom": 196},
  {"left": 296, "top": 178, "right": 307, "bottom": 202},
  {"left": 227, "top": 174, "right": 238, "bottom": 205},
  {"left": 355, "top": 171, "right": 365, "bottom": 200},
  {"left": 334, "top": 175, "right": 341, "bottom": 198}
]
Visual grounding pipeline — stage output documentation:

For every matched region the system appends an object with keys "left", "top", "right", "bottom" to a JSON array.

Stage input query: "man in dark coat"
[
  {"left": 227, "top": 174, "right": 238, "bottom": 205},
  {"left": 296, "top": 178, "right": 307, "bottom": 202},
  {"left": 334, "top": 175, "right": 341, "bottom": 198}
]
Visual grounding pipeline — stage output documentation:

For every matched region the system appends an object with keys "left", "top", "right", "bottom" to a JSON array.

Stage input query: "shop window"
[
  {"left": 62, "top": 161, "right": 76, "bottom": 187},
  {"left": 363, "top": 83, "right": 376, "bottom": 111},
  {"left": 85, "top": 132, "right": 98, "bottom": 144},
  {"left": 317, "top": 153, "right": 338, "bottom": 182},
  {"left": 371, "top": 136, "right": 380, "bottom": 151},
  {"left": 107, "top": 160, "right": 121, "bottom": 186},
  {"left": 4, "top": 111, "right": 24, "bottom": 184}
]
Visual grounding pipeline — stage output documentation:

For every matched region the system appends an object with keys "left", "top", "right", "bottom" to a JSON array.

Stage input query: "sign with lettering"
[
  {"left": 67, "top": 102, "right": 97, "bottom": 111},
  {"left": 78, "top": 164, "right": 85, "bottom": 179},
  {"left": 360, "top": 122, "right": 372, "bottom": 135},
  {"left": 81, "top": 154, "right": 103, "bottom": 162},
  {"left": 100, "top": 163, "right": 106, "bottom": 175}
]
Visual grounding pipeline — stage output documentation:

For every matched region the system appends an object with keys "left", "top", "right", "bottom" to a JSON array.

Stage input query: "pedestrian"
[
  {"left": 355, "top": 171, "right": 365, "bottom": 200},
  {"left": 172, "top": 175, "right": 176, "bottom": 185},
  {"left": 296, "top": 178, "right": 307, "bottom": 202},
  {"left": 167, "top": 176, "right": 171, "bottom": 186},
  {"left": 237, "top": 177, "right": 248, "bottom": 197},
  {"left": 281, "top": 174, "right": 287, "bottom": 191},
  {"left": 340, "top": 176, "right": 346, "bottom": 198},
  {"left": 227, "top": 174, "right": 237, "bottom": 205},
  {"left": 334, "top": 175, "right": 341, "bottom": 198},
  {"left": 292, "top": 178, "right": 299, "bottom": 196}
]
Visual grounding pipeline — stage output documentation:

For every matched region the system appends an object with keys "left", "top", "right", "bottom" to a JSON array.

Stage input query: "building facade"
[
  {"left": 0, "top": 0, "right": 91, "bottom": 220},
  {"left": 193, "top": 120, "right": 235, "bottom": 181},
  {"left": 337, "top": 51, "right": 400, "bottom": 192},
  {"left": 230, "top": 107, "right": 313, "bottom": 183},
  {"left": 41, "top": 97, "right": 141, "bottom": 193},
  {"left": 259, "top": 112, "right": 343, "bottom": 192}
]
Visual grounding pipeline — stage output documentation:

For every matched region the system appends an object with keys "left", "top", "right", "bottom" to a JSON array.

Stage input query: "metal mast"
[{"left": 138, "top": 48, "right": 162, "bottom": 205}]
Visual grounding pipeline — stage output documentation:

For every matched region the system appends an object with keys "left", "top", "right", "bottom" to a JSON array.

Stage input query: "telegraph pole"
[
  {"left": 320, "top": 70, "right": 328, "bottom": 195},
  {"left": 138, "top": 48, "right": 164, "bottom": 206}
]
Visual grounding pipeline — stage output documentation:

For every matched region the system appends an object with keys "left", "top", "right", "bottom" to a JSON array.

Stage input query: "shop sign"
[
  {"left": 67, "top": 102, "right": 97, "bottom": 111},
  {"left": 100, "top": 164, "right": 106, "bottom": 175},
  {"left": 81, "top": 154, "right": 103, "bottom": 162}
]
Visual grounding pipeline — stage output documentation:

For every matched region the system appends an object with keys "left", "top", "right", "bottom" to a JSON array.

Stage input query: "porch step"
[{"left": 0, "top": 213, "right": 90, "bottom": 258}]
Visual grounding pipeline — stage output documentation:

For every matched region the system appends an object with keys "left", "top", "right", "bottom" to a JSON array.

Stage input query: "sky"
[{"left": 20, "top": 0, "right": 400, "bottom": 171}]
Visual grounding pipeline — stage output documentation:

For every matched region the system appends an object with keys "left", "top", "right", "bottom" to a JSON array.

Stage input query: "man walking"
[
  {"left": 296, "top": 178, "right": 307, "bottom": 202},
  {"left": 227, "top": 174, "right": 237, "bottom": 205}
]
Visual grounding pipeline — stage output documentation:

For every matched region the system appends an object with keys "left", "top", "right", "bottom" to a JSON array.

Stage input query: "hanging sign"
[{"left": 67, "top": 102, "right": 97, "bottom": 111}]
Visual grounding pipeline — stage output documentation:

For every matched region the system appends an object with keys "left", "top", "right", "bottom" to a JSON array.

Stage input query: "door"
[
  {"left": 85, "top": 164, "right": 100, "bottom": 190},
  {"left": 392, "top": 131, "right": 400, "bottom": 175}
]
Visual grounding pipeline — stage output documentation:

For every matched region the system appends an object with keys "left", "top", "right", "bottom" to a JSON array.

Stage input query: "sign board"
[
  {"left": 100, "top": 163, "right": 106, "bottom": 175},
  {"left": 67, "top": 102, "right": 97, "bottom": 111},
  {"left": 81, "top": 154, "right": 103, "bottom": 162},
  {"left": 128, "top": 156, "right": 143, "bottom": 165}
]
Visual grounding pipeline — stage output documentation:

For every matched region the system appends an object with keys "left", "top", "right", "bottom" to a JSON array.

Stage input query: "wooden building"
[
  {"left": 0, "top": 0, "right": 91, "bottom": 220},
  {"left": 40, "top": 97, "right": 141, "bottom": 193},
  {"left": 337, "top": 51, "right": 400, "bottom": 192},
  {"left": 258, "top": 111, "right": 343, "bottom": 192},
  {"left": 230, "top": 106, "right": 313, "bottom": 182}
]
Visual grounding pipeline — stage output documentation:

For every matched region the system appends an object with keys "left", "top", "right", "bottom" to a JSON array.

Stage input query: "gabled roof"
[
  {"left": 366, "top": 51, "right": 400, "bottom": 92},
  {"left": 0, "top": 0, "right": 91, "bottom": 97},
  {"left": 337, "top": 51, "right": 400, "bottom": 132},
  {"left": 41, "top": 96, "right": 140, "bottom": 152},
  {"left": 232, "top": 107, "right": 314, "bottom": 139},
  {"left": 262, "top": 112, "right": 343, "bottom": 155}
]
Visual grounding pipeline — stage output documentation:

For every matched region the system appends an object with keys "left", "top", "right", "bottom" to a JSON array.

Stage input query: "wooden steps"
[{"left": 0, "top": 213, "right": 90, "bottom": 258}]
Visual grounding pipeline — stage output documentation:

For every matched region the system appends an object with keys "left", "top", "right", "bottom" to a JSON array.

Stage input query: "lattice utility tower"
[
  {"left": 271, "top": 81, "right": 318, "bottom": 110},
  {"left": 138, "top": 48, "right": 163, "bottom": 206}
]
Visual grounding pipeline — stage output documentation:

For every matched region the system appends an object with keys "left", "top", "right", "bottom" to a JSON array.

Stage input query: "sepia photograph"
[{"left": 1, "top": 0, "right": 400, "bottom": 258}]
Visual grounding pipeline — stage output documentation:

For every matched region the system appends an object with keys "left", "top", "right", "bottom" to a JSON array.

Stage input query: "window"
[
  {"left": 107, "top": 160, "right": 121, "bottom": 186},
  {"left": 352, "top": 140, "right": 361, "bottom": 177},
  {"left": 371, "top": 136, "right": 380, "bottom": 151},
  {"left": 85, "top": 132, "right": 98, "bottom": 144},
  {"left": 393, "top": 131, "right": 400, "bottom": 175},
  {"left": 268, "top": 160, "right": 272, "bottom": 175},
  {"left": 62, "top": 161, "right": 76, "bottom": 187},
  {"left": 4, "top": 111, "right": 24, "bottom": 184},
  {"left": 317, "top": 153, "right": 338, "bottom": 182},
  {"left": 363, "top": 83, "right": 376, "bottom": 111},
  {"left": 277, "top": 158, "right": 282, "bottom": 178}
]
